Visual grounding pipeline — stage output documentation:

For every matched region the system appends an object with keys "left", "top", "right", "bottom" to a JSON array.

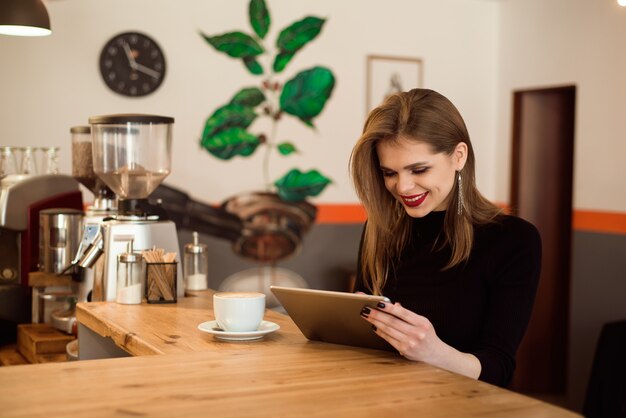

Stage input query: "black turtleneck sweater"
[{"left": 355, "top": 211, "right": 541, "bottom": 387}]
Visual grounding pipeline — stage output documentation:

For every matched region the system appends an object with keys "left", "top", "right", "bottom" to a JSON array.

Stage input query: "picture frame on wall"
[{"left": 366, "top": 55, "right": 423, "bottom": 114}]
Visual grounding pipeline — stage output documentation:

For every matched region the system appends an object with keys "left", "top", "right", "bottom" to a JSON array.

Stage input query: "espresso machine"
[
  {"left": 78, "top": 114, "right": 182, "bottom": 302},
  {"left": 0, "top": 172, "right": 82, "bottom": 342}
]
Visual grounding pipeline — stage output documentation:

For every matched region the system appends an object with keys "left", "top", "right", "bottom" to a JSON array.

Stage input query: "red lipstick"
[{"left": 400, "top": 192, "right": 428, "bottom": 208}]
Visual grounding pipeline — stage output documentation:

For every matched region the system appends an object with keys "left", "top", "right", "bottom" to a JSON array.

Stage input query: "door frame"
[
  {"left": 509, "top": 85, "right": 576, "bottom": 394},
  {"left": 510, "top": 85, "right": 576, "bottom": 215}
]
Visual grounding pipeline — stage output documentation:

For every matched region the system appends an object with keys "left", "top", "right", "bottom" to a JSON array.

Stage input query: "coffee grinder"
[
  {"left": 78, "top": 114, "right": 182, "bottom": 302},
  {"left": 67, "top": 126, "right": 117, "bottom": 302}
]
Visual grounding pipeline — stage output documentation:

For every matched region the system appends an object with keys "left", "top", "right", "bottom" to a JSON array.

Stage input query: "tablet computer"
[{"left": 270, "top": 286, "right": 394, "bottom": 351}]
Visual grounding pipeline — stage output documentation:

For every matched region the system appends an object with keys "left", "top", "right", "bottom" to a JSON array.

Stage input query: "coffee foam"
[{"left": 215, "top": 292, "right": 264, "bottom": 299}]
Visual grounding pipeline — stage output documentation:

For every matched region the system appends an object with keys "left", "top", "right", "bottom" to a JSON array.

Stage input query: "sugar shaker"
[{"left": 183, "top": 232, "right": 208, "bottom": 291}]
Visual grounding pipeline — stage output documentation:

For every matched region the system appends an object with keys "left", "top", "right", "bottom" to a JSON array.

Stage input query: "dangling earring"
[{"left": 456, "top": 170, "right": 464, "bottom": 216}]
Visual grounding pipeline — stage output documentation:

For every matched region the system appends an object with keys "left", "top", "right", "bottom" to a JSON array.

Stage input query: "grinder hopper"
[
  {"left": 88, "top": 114, "right": 174, "bottom": 215},
  {"left": 71, "top": 126, "right": 116, "bottom": 211}
]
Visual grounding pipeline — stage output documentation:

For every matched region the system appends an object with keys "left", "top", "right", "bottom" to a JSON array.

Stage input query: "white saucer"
[{"left": 197, "top": 320, "right": 280, "bottom": 341}]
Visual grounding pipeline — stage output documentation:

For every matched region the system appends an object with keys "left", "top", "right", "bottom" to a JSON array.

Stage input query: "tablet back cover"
[{"left": 271, "top": 286, "right": 394, "bottom": 351}]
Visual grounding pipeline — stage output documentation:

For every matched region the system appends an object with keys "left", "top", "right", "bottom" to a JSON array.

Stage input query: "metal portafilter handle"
[
  {"left": 77, "top": 232, "right": 104, "bottom": 269},
  {"left": 59, "top": 224, "right": 104, "bottom": 274}
]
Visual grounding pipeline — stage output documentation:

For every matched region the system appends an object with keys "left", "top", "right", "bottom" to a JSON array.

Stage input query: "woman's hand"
[
  {"left": 360, "top": 301, "right": 443, "bottom": 363},
  {"left": 360, "top": 301, "right": 482, "bottom": 379}
]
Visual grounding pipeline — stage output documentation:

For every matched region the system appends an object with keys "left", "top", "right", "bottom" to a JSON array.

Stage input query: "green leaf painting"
[
  {"left": 249, "top": 0, "right": 270, "bottom": 39},
  {"left": 277, "top": 142, "right": 297, "bottom": 155},
  {"left": 201, "top": 104, "right": 257, "bottom": 140},
  {"left": 280, "top": 66, "right": 335, "bottom": 126},
  {"left": 274, "top": 169, "right": 332, "bottom": 201},
  {"left": 272, "top": 51, "right": 295, "bottom": 73},
  {"left": 243, "top": 56, "right": 264, "bottom": 75},
  {"left": 272, "top": 51, "right": 296, "bottom": 73},
  {"left": 230, "top": 87, "right": 266, "bottom": 107},
  {"left": 202, "top": 128, "right": 260, "bottom": 160},
  {"left": 199, "top": 1, "right": 335, "bottom": 201},
  {"left": 273, "top": 17, "right": 325, "bottom": 73},
  {"left": 200, "top": 31, "right": 264, "bottom": 58},
  {"left": 276, "top": 16, "right": 325, "bottom": 53}
]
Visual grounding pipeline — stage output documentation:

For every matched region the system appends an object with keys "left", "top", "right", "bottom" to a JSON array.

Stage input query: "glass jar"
[
  {"left": 0, "top": 146, "right": 18, "bottom": 178},
  {"left": 183, "top": 231, "right": 208, "bottom": 291},
  {"left": 42, "top": 146, "right": 60, "bottom": 174},
  {"left": 19, "top": 146, "right": 38, "bottom": 175},
  {"left": 116, "top": 242, "right": 143, "bottom": 304}
]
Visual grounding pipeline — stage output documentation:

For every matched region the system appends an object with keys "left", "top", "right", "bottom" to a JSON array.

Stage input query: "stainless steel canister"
[{"left": 39, "top": 208, "right": 83, "bottom": 274}]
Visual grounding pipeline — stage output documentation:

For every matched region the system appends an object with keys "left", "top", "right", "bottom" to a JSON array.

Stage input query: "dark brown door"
[{"left": 509, "top": 86, "right": 575, "bottom": 394}]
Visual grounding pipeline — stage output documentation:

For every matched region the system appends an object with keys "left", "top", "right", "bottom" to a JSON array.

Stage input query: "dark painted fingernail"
[
  {"left": 377, "top": 302, "right": 386, "bottom": 309},
  {"left": 360, "top": 307, "right": 371, "bottom": 317},
  {"left": 372, "top": 325, "right": 377, "bottom": 331}
]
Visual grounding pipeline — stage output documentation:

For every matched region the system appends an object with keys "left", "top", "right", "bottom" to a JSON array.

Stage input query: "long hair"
[{"left": 349, "top": 89, "right": 501, "bottom": 295}]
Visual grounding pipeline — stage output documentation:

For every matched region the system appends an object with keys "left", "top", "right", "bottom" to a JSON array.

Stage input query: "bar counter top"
[
  {"left": 75, "top": 290, "right": 306, "bottom": 356},
  {"left": 0, "top": 291, "right": 581, "bottom": 417}
]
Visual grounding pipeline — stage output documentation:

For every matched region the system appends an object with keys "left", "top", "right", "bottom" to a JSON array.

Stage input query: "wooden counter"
[
  {"left": 75, "top": 290, "right": 305, "bottom": 356},
  {"left": 0, "top": 291, "right": 581, "bottom": 417}
]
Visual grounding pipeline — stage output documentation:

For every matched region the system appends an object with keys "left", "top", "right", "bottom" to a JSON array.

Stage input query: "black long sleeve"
[{"left": 355, "top": 211, "right": 541, "bottom": 387}]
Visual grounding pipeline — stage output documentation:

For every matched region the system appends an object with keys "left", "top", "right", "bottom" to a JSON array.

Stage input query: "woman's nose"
[{"left": 396, "top": 173, "right": 415, "bottom": 194}]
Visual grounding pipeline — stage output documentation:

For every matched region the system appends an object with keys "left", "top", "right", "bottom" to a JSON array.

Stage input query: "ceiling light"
[{"left": 0, "top": 0, "right": 51, "bottom": 37}]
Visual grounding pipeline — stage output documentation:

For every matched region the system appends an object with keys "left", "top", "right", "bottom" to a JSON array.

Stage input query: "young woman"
[{"left": 350, "top": 88, "right": 541, "bottom": 387}]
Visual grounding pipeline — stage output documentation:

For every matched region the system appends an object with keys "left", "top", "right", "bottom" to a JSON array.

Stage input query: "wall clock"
[{"left": 99, "top": 31, "right": 166, "bottom": 97}]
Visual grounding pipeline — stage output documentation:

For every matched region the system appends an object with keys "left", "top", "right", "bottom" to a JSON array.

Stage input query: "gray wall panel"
[
  {"left": 568, "top": 231, "right": 626, "bottom": 411},
  {"left": 181, "top": 223, "right": 364, "bottom": 294}
]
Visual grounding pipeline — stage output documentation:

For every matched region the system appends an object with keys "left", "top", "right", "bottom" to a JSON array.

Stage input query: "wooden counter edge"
[
  {"left": 0, "top": 347, "right": 582, "bottom": 418},
  {"left": 76, "top": 302, "right": 164, "bottom": 356}
]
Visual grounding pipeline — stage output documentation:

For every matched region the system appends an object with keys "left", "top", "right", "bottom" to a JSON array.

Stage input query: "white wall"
[
  {"left": 496, "top": 0, "right": 626, "bottom": 212},
  {"left": 0, "top": 0, "right": 498, "bottom": 205}
]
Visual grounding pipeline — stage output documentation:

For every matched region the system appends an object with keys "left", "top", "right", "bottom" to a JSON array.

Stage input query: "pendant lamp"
[{"left": 0, "top": 0, "right": 51, "bottom": 37}]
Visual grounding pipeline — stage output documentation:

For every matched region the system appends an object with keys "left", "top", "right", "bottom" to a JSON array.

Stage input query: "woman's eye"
[
  {"left": 381, "top": 171, "right": 396, "bottom": 177},
  {"left": 411, "top": 168, "right": 429, "bottom": 175}
]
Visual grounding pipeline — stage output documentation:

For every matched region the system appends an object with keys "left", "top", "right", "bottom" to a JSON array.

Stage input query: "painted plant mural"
[{"left": 199, "top": 0, "right": 335, "bottom": 202}]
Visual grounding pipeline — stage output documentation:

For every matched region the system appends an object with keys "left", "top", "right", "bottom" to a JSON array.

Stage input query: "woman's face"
[{"left": 376, "top": 136, "right": 467, "bottom": 217}]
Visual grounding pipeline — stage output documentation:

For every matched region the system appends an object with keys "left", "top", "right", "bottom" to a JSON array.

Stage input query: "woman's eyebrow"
[
  {"left": 403, "top": 162, "right": 428, "bottom": 170},
  {"left": 379, "top": 161, "right": 428, "bottom": 171}
]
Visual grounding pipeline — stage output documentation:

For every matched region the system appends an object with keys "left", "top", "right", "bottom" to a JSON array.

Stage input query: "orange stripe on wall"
[
  {"left": 573, "top": 210, "right": 626, "bottom": 235},
  {"left": 316, "top": 204, "right": 367, "bottom": 224},
  {"left": 316, "top": 204, "right": 626, "bottom": 235}
]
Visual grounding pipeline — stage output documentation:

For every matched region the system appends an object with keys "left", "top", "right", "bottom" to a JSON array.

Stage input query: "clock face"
[{"left": 99, "top": 32, "right": 166, "bottom": 97}]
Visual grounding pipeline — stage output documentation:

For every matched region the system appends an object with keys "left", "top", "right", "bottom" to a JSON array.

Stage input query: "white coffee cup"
[{"left": 213, "top": 292, "right": 266, "bottom": 332}]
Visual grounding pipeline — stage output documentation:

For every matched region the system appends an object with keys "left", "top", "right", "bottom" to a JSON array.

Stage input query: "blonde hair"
[{"left": 350, "top": 89, "right": 501, "bottom": 295}]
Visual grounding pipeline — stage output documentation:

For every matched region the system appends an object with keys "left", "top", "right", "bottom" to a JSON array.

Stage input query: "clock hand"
[
  {"left": 133, "top": 63, "right": 161, "bottom": 79},
  {"left": 122, "top": 40, "right": 160, "bottom": 78},
  {"left": 122, "top": 42, "right": 138, "bottom": 68}
]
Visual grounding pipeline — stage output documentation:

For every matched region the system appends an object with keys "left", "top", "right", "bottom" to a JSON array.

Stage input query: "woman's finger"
[
  {"left": 376, "top": 301, "right": 426, "bottom": 326},
  {"left": 361, "top": 307, "right": 416, "bottom": 341},
  {"left": 363, "top": 305, "right": 418, "bottom": 336},
  {"left": 370, "top": 322, "right": 403, "bottom": 353},
  {"left": 369, "top": 314, "right": 411, "bottom": 343}
]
